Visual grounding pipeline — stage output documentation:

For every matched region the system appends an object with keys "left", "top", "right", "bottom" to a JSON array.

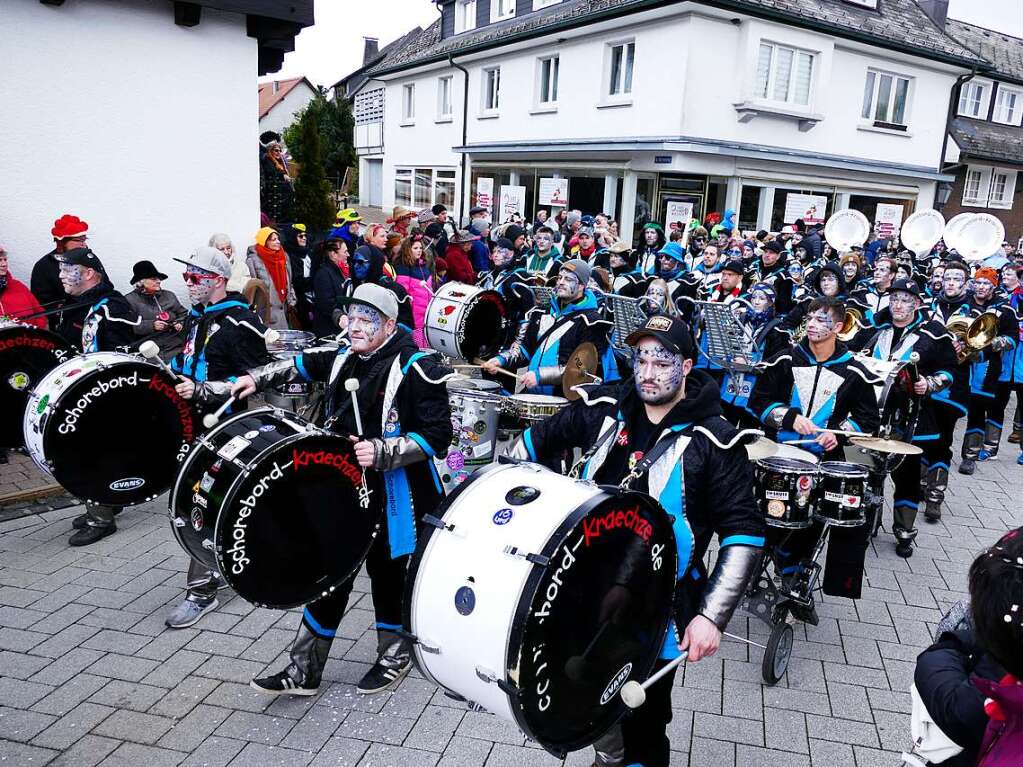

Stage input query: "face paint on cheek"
[
  {"left": 59, "top": 265, "right": 84, "bottom": 289},
  {"left": 633, "top": 344, "right": 685, "bottom": 404},
  {"left": 347, "top": 306, "right": 384, "bottom": 348},
  {"left": 186, "top": 277, "right": 218, "bottom": 304},
  {"left": 805, "top": 311, "right": 837, "bottom": 342}
]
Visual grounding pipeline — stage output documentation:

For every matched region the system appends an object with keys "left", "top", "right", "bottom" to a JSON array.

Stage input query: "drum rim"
[
  {"left": 755, "top": 456, "right": 818, "bottom": 472},
  {"left": 818, "top": 461, "right": 870, "bottom": 478}
]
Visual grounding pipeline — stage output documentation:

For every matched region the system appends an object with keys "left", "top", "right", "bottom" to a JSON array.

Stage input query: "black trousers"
[
  {"left": 621, "top": 659, "right": 678, "bottom": 767},
  {"left": 990, "top": 382, "right": 1023, "bottom": 437},
  {"left": 303, "top": 526, "right": 409, "bottom": 642}
]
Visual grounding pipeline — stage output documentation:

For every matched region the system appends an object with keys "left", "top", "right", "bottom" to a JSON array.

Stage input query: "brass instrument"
[
  {"left": 946, "top": 314, "right": 999, "bottom": 363},
  {"left": 837, "top": 308, "right": 865, "bottom": 342}
]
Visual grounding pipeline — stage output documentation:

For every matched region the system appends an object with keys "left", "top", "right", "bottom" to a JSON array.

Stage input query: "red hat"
[
  {"left": 975, "top": 267, "right": 999, "bottom": 285},
  {"left": 51, "top": 214, "right": 89, "bottom": 240}
]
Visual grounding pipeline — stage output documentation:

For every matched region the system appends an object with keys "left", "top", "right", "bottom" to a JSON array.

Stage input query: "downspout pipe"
[
  {"left": 940, "top": 70, "right": 977, "bottom": 182},
  {"left": 449, "top": 53, "right": 470, "bottom": 226}
]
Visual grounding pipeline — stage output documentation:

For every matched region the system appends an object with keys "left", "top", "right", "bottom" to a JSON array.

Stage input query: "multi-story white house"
[{"left": 361, "top": 0, "right": 986, "bottom": 242}]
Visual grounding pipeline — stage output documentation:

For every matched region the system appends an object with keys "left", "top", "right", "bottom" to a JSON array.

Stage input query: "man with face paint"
[
  {"left": 638, "top": 222, "right": 667, "bottom": 277},
  {"left": 231, "top": 283, "right": 453, "bottom": 697},
  {"left": 928, "top": 264, "right": 945, "bottom": 299},
  {"left": 160, "top": 246, "right": 270, "bottom": 626},
  {"left": 959, "top": 267, "right": 1020, "bottom": 471},
  {"left": 608, "top": 241, "right": 645, "bottom": 297},
  {"left": 55, "top": 248, "right": 141, "bottom": 546},
  {"left": 780, "top": 262, "right": 847, "bottom": 339},
  {"left": 861, "top": 279, "right": 960, "bottom": 547},
  {"left": 482, "top": 259, "right": 616, "bottom": 395},
  {"left": 511, "top": 315, "right": 764, "bottom": 767},
  {"left": 524, "top": 225, "right": 563, "bottom": 282},
  {"left": 999, "top": 264, "right": 1023, "bottom": 451},
  {"left": 861, "top": 255, "right": 896, "bottom": 317}
]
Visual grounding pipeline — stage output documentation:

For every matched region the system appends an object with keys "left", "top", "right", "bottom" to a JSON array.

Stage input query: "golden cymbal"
[
  {"left": 850, "top": 436, "right": 923, "bottom": 455},
  {"left": 562, "top": 342, "right": 600, "bottom": 401}
]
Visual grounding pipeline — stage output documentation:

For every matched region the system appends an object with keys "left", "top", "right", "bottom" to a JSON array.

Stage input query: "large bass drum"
[
  {"left": 170, "top": 407, "right": 380, "bottom": 608},
  {"left": 0, "top": 320, "right": 74, "bottom": 449},
  {"left": 404, "top": 462, "right": 678, "bottom": 756},
  {"left": 24, "top": 352, "right": 196, "bottom": 505},
  {"left": 424, "top": 282, "right": 506, "bottom": 361}
]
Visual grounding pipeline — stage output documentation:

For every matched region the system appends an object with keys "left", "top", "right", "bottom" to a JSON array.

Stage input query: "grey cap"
[
  {"left": 560, "top": 258, "right": 591, "bottom": 286},
  {"left": 174, "top": 246, "right": 232, "bottom": 278},
  {"left": 339, "top": 283, "right": 399, "bottom": 320},
  {"left": 577, "top": 226, "right": 596, "bottom": 239}
]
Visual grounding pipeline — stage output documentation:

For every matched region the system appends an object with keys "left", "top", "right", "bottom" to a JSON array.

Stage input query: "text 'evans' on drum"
[
  {"left": 170, "top": 407, "right": 380, "bottom": 609},
  {"left": 24, "top": 352, "right": 196, "bottom": 505},
  {"left": 0, "top": 320, "right": 74, "bottom": 449},
  {"left": 425, "top": 283, "right": 506, "bottom": 362},
  {"left": 814, "top": 462, "right": 868, "bottom": 528},
  {"left": 439, "top": 378, "right": 505, "bottom": 491},
  {"left": 754, "top": 456, "right": 817, "bottom": 529},
  {"left": 404, "top": 462, "right": 678, "bottom": 755}
]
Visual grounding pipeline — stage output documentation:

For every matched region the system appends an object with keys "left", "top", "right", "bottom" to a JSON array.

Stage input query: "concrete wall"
[{"left": 1, "top": 0, "right": 259, "bottom": 299}]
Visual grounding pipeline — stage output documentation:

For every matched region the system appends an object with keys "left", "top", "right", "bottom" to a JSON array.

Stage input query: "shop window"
[
  {"left": 395, "top": 169, "right": 412, "bottom": 207},
  {"left": 435, "top": 170, "right": 456, "bottom": 207},
  {"left": 861, "top": 70, "right": 911, "bottom": 129},
  {"left": 770, "top": 188, "right": 834, "bottom": 232},
  {"left": 738, "top": 186, "right": 763, "bottom": 232}
]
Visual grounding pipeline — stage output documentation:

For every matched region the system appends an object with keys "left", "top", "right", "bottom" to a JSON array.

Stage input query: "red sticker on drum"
[
  {"left": 797, "top": 475, "right": 812, "bottom": 492},
  {"left": 442, "top": 305, "right": 457, "bottom": 315}
]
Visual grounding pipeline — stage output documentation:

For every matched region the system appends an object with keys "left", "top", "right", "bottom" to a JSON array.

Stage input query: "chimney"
[
  {"left": 363, "top": 37, "right": 380, "bottom": 65},
  {"left": 918, "top": 0, "right": 949, "bottom": 30}
]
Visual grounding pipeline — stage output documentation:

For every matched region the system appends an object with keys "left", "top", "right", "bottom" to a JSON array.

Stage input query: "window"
[
  {"left": 482, "top": 67, "right": 501, "bottom": 113},
  {"left": 491, "top": 0, "right": 514, "bottom": 21},
  {"left": 454, "top": 0, "right": 476, "bottom": 33},
  {"left": 533, "top": 0, "right": 561, "bottom": 8},
  {"left": 437, "top": 76, "right": 453, "bottom": 119},
  {"left": 861, "top": 70, "right": 911, "bottom": 129},
  {"left": 958, "top": 81, "right": 989, "bottom": 118},
  {"left": 537, "top": 55, "right": 560, "bottom": 105},
  {"left": 401, "top": 83, "right": 415, "bottom": 122},
  {"left": 414, "top": 169, "right": 433, "bottom": 209},
  {"left": 994, "top": 86, "right": 1023, "bottom": 126},
  {"left": 395, "top": 169, "right": 412, "bottom": 207},
  {"left": 435, "top": 170, "right": 456, "bottom": 207},
  {"left": 962, "top": 165, "right": 1018, "bottom": 209},
  {"left": 608, "top": 42, "right": 635, "bottom": 97},
  {"left": 754, "top": 42, "right": 815, "bottom": 107},
  {"left": 989, "top": 169, "right": 1017, "bottom": 209},
  {"left": 844, "top": 0, "right": 878, "bottom": 7}
]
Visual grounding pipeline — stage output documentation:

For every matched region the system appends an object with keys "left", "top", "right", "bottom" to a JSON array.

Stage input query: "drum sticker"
[
  {"left": 767, "top": 500, "right": 786, "bottom": 518},
  {"left": 472, "top": 443, "right": 491, "bottom": 459},
  {"left": 258, "top": 424, "right": 276, "bottom": 433},
  {"left": 825, "top": 491, "right": 862, "bottom": 508},
  {"left": 192, "top": 492, "right": 208, "bottom": 509},
  {"left": 244, "top": 430, "right": 260, "bottom": 440},
  {"left": 35, "top": 394, "right": 49, "bottom": 414},
  {"left": 218, "top": 435, "right": 250, "bottom": 461},
  {"left": 446, "top": 452, "right": 465, "bottom": 471},
  {"left": 506, "top": 486, "right": 540, "bottom": 505},
  {"left": 109, "top": 477, "right": 145, "bottom": 492},
  {"left": 796, "top": 475, "right": 813, "bottom": 507},
  {"left": 473, "top": 420, "right": 487, "bottom": 435},
  {"left": 454, "top": 585, "right": 476, "bottom": 615},
  {"left": 599, "top": 663, "right": 633, "bottom": 706},
  {"left": 190, "top": 507, "right": 204, "bottom": 532},
  {"left": 764, "top": 490, "right": 789, "bottom": 501},
  {"left": 210, "top": 458, "right": 223, "bottom": 473},
  {"left": 199, "top": 473, "right": 215, "bottom": 492},
  {"left": 8, "top": 371, "right": 30, "bottom": 391},
  {"left": 493, "top": 508, "right": 514, "bottom": 525},
  {"left": 616, "top": 428, "right": 629, "bottom": 446}
]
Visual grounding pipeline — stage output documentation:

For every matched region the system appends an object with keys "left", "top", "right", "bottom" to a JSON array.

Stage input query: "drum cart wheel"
[{"left": 762, "top": 617, "right": 794, "bottom": 685}]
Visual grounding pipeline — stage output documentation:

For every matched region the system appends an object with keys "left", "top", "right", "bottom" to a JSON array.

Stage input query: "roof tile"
[{"left": 950, "top": 116, "right": 1023, "bottom": 165}]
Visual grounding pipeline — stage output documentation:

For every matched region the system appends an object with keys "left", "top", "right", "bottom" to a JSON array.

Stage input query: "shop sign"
[
  {"left": 784, "top": 193, "right": 827, "bottom": 225},
  {"left": 539, "top": 178, "right": 568, "bottom": 207}
]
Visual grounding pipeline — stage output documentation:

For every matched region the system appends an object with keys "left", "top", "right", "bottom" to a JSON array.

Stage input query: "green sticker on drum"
[
  {"left": 474, "top": 420, "right": 487, "bottom": 435},
  {"left": 36, "top": 394, "right": 50, "bottom": 414}
]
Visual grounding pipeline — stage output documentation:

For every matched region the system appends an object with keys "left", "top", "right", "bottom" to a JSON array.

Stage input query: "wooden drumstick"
[{"left": 471, "top": 358, "right": 520, "bottom": 381}]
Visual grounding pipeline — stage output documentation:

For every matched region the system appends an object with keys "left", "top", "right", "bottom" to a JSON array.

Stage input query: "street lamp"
[{"left": 935, "top": 181, "right": 954, "bottom": 209}]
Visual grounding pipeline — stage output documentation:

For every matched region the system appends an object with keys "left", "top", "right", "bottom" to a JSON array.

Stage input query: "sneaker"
[
  {"left": 1017, "top": 453, "right": 1023, "bottom": 466},
  {"left": 958, "top": 458, "right": 976, "bottom": 476},
  {"left": 68, "top": 524, "right": 116, "bottom": 547},
  {"left": 165, "top": 597, "right": 219, "bottom": 629},
  {"left": 978, "top": 450, "right": 997, "bottom": 462},
  {"left": 250, "top": 669, "right": 319, "bottom": 697},
  {"left": 357, "top": 644, "right": 412, "bottom": 694}
]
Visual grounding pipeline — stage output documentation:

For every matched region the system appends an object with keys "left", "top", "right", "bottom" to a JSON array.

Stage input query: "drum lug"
[
  {"left": 201, "top": 538, "right": 215, "bottom": 552},
  {"left": 423, "top": 514, "right": 454, "bottom": 532},
  {"left": 475, "top": 667, "right": 518, "bottom": 697},
  {"left": 398, "top": 629, "right": 440, "bottom": 655},
  {"left": 502, "top": 546, "right": 550, "bottom": 568},
  {"left": 172, "top": 517, "right": 186, "bottom": 528}
]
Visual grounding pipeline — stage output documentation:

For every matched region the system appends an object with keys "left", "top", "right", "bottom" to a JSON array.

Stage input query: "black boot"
[
  {"left": 924, "top": 466, "right": 948, "bottom": 522},
  {"left": 250, "top": 623, "right": 331, "bottom": 696},
  {"left": 959, "top": 431, "right": 982, "bottom": 475}
]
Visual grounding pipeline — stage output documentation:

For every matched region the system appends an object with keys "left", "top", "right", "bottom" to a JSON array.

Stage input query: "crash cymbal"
[
  {"left": 851, "top": 436, "right": 923, "bottom": 455},
  {"left": 562, "top": 342, "right": 600, "bottom": 401},
  {"left": 745, "top": 437, "right": 779, "bottom": 461}
]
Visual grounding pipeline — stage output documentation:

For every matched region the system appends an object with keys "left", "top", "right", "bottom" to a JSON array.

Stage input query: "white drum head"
[
  {"left": 943, "top": 212, "right": 974, "bottom": 254},
  {"left": 774, "top": 443, "right": 820, "bottom": 464},
  {"left": 956, "top": 213, "right": 1005, "bottom": 262},
  {"left": 824, "top": 209, "right": 870, "bottom": 253},
  {"left": 900, "top": 209, "right": 945, "bottom": 257}
]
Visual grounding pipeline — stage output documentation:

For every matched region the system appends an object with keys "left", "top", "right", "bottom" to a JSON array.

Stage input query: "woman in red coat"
[
  {"left": 443, "top": 229, "right": 479, "bottom": 285},
  {"left": 0, "top": 245, "right": 45, "bottom": 328}
]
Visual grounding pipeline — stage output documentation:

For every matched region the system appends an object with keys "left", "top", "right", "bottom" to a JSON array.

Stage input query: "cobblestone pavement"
[{"left": 0, "top": 438, "right": 1020, "bottom": 767}]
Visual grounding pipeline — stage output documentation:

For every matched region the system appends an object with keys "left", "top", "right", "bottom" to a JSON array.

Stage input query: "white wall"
[
  {"left": 260, "top": 81, "right": 318, "bottom": 140},
  {"left": 0, "top": 0, "right": 259, "bottom": 299}
]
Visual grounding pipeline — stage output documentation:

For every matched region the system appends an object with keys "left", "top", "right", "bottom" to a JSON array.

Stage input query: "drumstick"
[
  {"left": 139, "top": 341, "right": 186, "bottom": 381},
  {"left": 621, "top": 653, "right": 688, "bottom": 708},
  {"left": 564, "top": 622, "right": 612, "bottom": 681},
  {"left": 471, "top": 358, "right": 519, "bottom": 381},
  {"left": 783, "top": 438, "right": 821, "bottom": 445},
  {"left": 344, "top": 378, "right": 371, "bottom": 499},
  {"left": 202, "top": 397, "right": 236, "bottom": 429}
]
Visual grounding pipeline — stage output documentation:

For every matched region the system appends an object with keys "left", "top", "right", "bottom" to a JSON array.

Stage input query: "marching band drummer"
[
  {"left": 229, "top": 284, "right": 454, "bottom": 697},
  {"left": 56, "top": 247, "right": 142, "bottom": 546},
  {"left": 510, "top": 315, "right": 764, "bottom": 767},
  {"left": 162, "top": 247, "right": 270, "bottom": 629},
  {"left": 481, "top": 259, "right": 618, "bottom": 397}
]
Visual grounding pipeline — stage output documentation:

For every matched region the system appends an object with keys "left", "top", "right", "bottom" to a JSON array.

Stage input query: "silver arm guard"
[
  {"left": 370, "top": 436, "right": 427, "bottom": 471},
  {"left": 500, "top": 321, "right": 531, "bottom": 369},
  {"left": 699, "top": 544, "right": 762, "bottom": 630},
  {"left": 246, "top": 359, "right": 302, "bottom": 390},
  {"left": 194, "top": 380, "right": 235, "bottom": 405},
  {"left": 537, "top": 364, "right": 566, "bottom": 386},
  {"left": 764, "top": 406, "right": 790, "bottom": 430},
  {"left": 925, "top": 373, "right": 952, "bottom": 394}
]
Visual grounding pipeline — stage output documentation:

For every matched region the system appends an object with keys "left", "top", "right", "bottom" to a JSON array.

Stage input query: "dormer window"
[
  {"left": 958, "top": 81, "right": 991, "bottom": 119},
  {"left": 491, "top": 0, "right": 515, "bottom": 22},
  {"left": 455, "top": 0, "right": 476, "bottom": 34},
  {"left": 844, "top": 0, "right": 879, "bottom": 8}
]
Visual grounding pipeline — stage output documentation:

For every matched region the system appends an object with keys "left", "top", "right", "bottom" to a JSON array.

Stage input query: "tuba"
[
  {"left": 946, "top": 314, "right": 999, "bottom": 363},
  {"left": 837, "top": 308, "right": 865, "bottom": 342}
]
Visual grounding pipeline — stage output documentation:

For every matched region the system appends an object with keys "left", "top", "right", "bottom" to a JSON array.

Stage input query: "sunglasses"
[{"left": 183, "top": 272, "right": 218, "bottom": 285}]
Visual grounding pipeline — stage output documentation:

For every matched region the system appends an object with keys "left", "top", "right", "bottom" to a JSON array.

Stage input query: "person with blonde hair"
[{"left": 246, "top": 227, "right": 296, "bottom": 329}]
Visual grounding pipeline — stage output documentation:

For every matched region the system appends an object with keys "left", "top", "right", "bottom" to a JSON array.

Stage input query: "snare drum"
[
  {"left": 506, "top": 394, "right": 569, "bottom": 423},
  {"left": 814, "top": 462, "right": 868, "bottom": 527},
  {"left": 754, "top": 456, "right": 818, "bottom": 529},
  {"left": 438, "top": 378, "right": 505, "bottom": 492},
  {"left": 170, "top": 407, "right": 380, "bottom": 608},
  {"left": 265, "top": 332, "right": 318, "bottom": 413},
  {"left": 24, "top": 352, "right": 197, "bottom": 505},
  {"left": 425, "top": 283, "right": 506, "bottom": 361},
  {"left": 0, "top": 320, "right": 74, "bottom": 448},
  {"left": 405, "top": 462, "right": 677, "bottom": 755}
]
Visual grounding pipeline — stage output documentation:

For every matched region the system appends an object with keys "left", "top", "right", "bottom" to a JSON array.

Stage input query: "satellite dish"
[
  {"left": 899, "top": 209, "right": 945, "bottom": 258},
  {"left": 824, "top": 209, "right": 871, "bottom": 253}
]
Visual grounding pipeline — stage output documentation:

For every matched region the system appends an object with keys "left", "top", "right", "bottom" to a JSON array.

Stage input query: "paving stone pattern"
[{"left": 0, "top": 434, "right": 1020, "bottom": 766}]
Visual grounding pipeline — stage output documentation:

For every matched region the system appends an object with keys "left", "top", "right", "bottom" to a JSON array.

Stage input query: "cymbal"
[
  {"left": 562, "top": 342, "right": 599, "bottom": 401},
  {"left": 851, "top": 436, "right": 923, "bottom": 455},
  {"left": 745, "top": 437, "right": 779, "bottom": 461}
]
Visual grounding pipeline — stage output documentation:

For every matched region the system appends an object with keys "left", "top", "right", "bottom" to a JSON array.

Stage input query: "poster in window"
[
  {"left": 538, "top": 177, "right": 568, "bottom": 207},
  {"left": 664, "top": 201, "right": 694, "bottom": 234},
  {"left": 874, "top": 203, "right": 904, "bottom": 238},
  {"left": 476, "top": 177, "right": 494, "bottom": 213},
  {"left": 783, "top": 193, "right": 827, "bottom": 225},
  {"left": 499, "top": 185, "right": 527, "bottom": 224}
]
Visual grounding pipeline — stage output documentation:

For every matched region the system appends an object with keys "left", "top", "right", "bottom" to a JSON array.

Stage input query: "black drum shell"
[
  {"left": 754, "top": 457, "right": 817, "bottom": 530},
  {"left": 814, "top": 462, "right": 868, "bottom": 527},
  {"left": 0, "top": 323, "right": 74, "bottom": 449}
]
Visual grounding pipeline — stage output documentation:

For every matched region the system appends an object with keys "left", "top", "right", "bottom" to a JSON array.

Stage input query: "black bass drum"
[
  {"left": 0, "top": 320, "right": 74, "bottom": 449},
  {"left": 170, "top": 407, "right": 381, "bottom": 608}
]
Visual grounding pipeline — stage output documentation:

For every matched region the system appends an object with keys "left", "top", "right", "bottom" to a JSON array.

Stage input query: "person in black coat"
[
  {"left": 312, "top": 239, "right": 348, "bottom": 338},
  {"left": 285, "top": 223, "right": 313, "bottom": 330},
  {"left": 344, "top": 243, "right": 415, "bottom": 332}
]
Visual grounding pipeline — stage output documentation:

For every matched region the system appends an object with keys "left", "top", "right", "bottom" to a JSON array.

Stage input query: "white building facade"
[
  {"left": 364, "top": 0, "right": 984, "bottom": 242},
  {"left": 259, "top": 78, "right": 319, "bottom": 140},
  {"left": 1, "top": 0, "right": 311, "bottom": 294}
]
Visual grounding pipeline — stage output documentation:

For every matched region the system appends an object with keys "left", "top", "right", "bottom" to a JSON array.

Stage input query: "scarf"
[{"left": 255, "top": 244, "right": 289, "bottom": 304}]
